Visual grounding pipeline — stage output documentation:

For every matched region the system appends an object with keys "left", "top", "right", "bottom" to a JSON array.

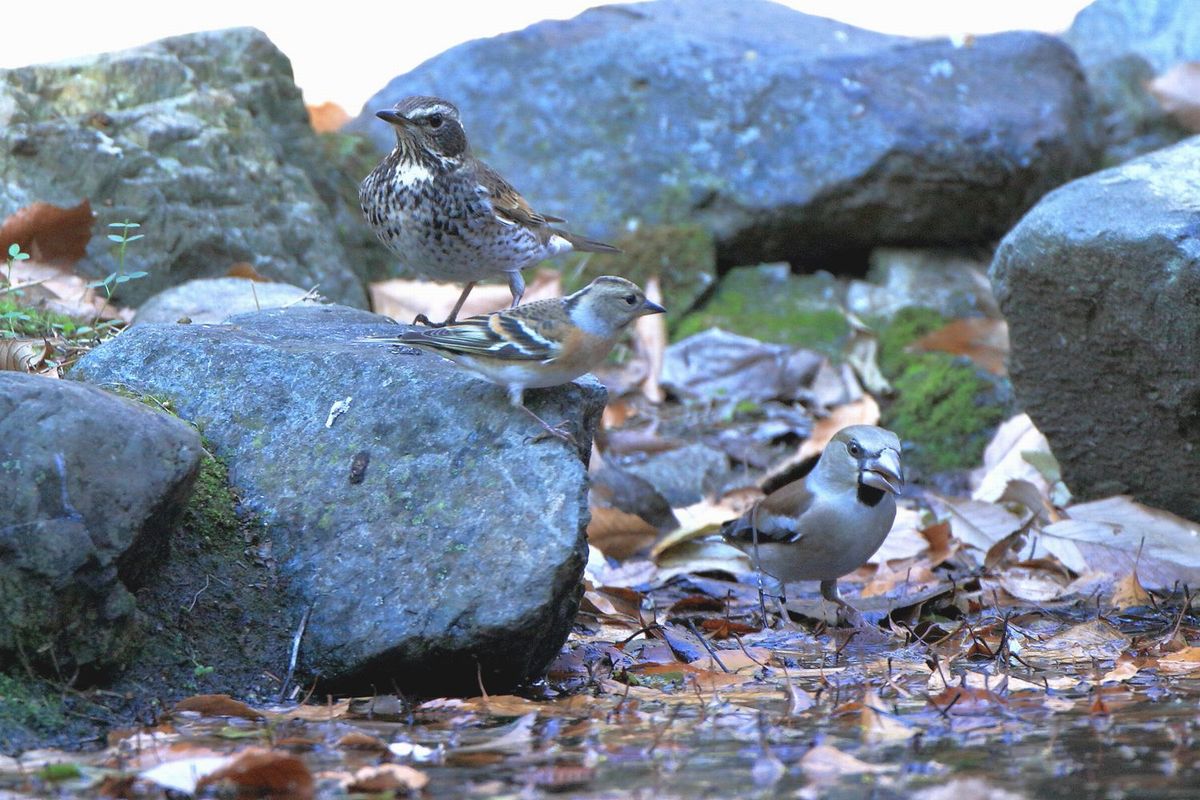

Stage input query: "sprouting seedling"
[
  {"left": 89, "top": 220, "right": 148, "bottom": 322},
  {"left": 4, "top": 242, "right": 29, "bottom": 287}
]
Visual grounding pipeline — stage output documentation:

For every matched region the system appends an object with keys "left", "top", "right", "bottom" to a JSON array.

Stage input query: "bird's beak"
[
  {"left": 860, "top": 448, "right": 903, "bottom": 495},
  {"left": 375, "top": 109, "right": 408, "bottom": 125},
  {"left": 640, "top": 299, "right": 666, "bottom": 315}
]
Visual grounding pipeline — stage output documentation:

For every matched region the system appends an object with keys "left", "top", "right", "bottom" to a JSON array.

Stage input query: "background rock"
[
  {"left": 0, "top": 374, "right": 202, "bottom": 676},
  {"left": 134, "top": 277, "right": 324, "bottom": 324},
  {"left": 990, "top": 136, "right": 1200, "bottom": 521},
  {"left": 72, "top": 305, "right": 603, "bottom": 694},
  {"left": 0, "top": 28, "right": 380, "bottom": 307},
  {"left": 1065, "top": 0, "right": 1200, "bottom": 72},
  {"left": 846, "top": 248, "right": 1000, "bottom": 321},
  {"left": 352, "top": 0, "right": 1100, "bottom": 268}
]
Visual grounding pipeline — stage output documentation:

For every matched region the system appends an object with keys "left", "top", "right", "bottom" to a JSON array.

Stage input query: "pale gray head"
[
  {"left": 820, "top": 425, "right": 904, "bottom": 495},
  {"left": 565, "top": 275, "right": 666, "bottom": 337},
  {"left": 375, "top": 95, "right": 468, "bottom": 158}
]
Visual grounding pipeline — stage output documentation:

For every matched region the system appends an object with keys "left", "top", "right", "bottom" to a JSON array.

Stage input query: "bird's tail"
[{"left": 551, "top": 228, "right": 621, "bottom": 254}]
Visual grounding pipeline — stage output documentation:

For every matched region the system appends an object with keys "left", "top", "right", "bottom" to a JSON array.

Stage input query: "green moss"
[
  {"left": 181, "top": 449, "right": 240, "bottom": 542},
  {"left": 0, "top": 673, "right": 66, "bottom": 734},
  {"left": 674, "top": 265, "right": 850, "bottom": 356},
  {"left": 875, "top": 308, "right": 1009, "bottom": 475},
  {"left": 563, "top": 223, "right": 716, "bottom": 321}
]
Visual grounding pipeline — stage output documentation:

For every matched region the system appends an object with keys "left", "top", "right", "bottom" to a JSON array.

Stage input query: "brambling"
[
  {"left": 721, "top": 425, "right": 903, "bottom": 621},
  {"left": 362, "top": 276, "right": 664, "bottom": 443},
  {"left": 360, "top": 95, "right": 620, "bottom": 327}
]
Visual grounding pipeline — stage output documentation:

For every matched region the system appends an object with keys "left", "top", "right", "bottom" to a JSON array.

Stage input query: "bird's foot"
[
  {"left": 412, "top": 313, "right": 449, "bottom": 328},
  {"left": 528, "top": 420, "right": 579, "bottom": 448}
]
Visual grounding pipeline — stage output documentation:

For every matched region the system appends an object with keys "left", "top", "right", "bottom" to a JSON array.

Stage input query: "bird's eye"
[
  {"left": 427, "top": 114, "right": 444, "bottom": 129},
  {"left": 623, "top": 294, "right": 637, "bottom": 305},
  {"left": 847, "top": 441, "right": 862, "bottom": 457}
]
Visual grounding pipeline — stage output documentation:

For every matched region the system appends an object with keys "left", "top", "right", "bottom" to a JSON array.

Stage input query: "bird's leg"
[
  {"left": 820, "top": 579, "right": 865, "bottom": 628},
  {"left": 509, "top": 386, "right": 577, "bottom": 446},
  {"left": 415, "top": 282, "right": 476, "bottom": 327},
  {"left": 506, "top": 270, "right": 526, "bottom": 308}
]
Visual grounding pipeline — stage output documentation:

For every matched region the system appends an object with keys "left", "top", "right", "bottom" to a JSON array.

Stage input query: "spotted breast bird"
[
  {"left": 360, "top": 276, "right": 664, "bottom": 443},
  {"left": 721, "top": 425, "right": 903, "bottom": 619},
  {"left": 360, "top": 95, "right": 619, "bottom": 327}
]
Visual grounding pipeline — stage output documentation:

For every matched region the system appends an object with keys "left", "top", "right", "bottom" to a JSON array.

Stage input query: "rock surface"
[
  {"left": 134, "top": 277, "right": 324, "bottom": 324},
  {"left": 990, "top": 136, "right": 1200, "bottom": 521},
  {"left": 71, "top": 305, "right": 603, "bottom": 694},
  {"left": 1065, "top": 0, "right": 1200, "bottom": 71},
  {"left": 352, "top": 0, "right": 1100, "bottom": 265},
  {"left": 0, "top": 374, "right": 202, "bottom": 675},
  {"left": 0, "top": 28, "right": 379, "bottom": 307}
]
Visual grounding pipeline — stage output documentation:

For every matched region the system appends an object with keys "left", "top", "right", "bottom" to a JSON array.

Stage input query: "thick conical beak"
[
  {"left": 375, "top": 109, "right": 407, "bottom": 125},
  {"left": 640, "top": 299, "right": 666, "bottom": 315},
  {"left": 861, "top": 448, "right": 903, "bottom": 494}
]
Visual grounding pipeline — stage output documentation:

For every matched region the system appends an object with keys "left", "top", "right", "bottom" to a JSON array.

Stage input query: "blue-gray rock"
[
  {"left": 133, "top": 277, "right": 325, "bottom": 324},
  {"left": 351, "top": 0, "right": 1100, "bottom": 264},
  {"left": 990, "top": 136, "right": 1200, "bottom": 522},
  {"left": 0, "top": 373, "right": 202, "bottom": 675},
  {"left": 71, "top": 305, "right": 602, "bottom": 694},
  {"left": 0, "top": 28, "right": 378, "bottom": 308},
  {"left": 1065, "top": 0, "right": 1200, "bottom": 71}
]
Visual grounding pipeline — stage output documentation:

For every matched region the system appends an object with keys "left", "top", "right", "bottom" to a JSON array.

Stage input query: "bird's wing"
[
  {"left": 475, "top": 163, "right": 563, "bottom": 226},
  {"left": 723, "top": 478, "right": 817, "bottom": 545},
  {"left": 401, "top": 305, "right": 566, "bottom": 361}
]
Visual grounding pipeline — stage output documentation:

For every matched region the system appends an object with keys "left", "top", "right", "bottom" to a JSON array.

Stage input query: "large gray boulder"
[
  {"left": 0, "top": 374, "right": 202, "bottom": 675},
  {"left": 1065, "top": 0, "right": 1200, "bottom": 71},
  {"left": 990, "top": 136, "right": 1200, "bottom": 522},
  {"left": 351, "top": 0, "right": 1100, "bottom": 264},
  {"left": 0, "top": 28, "right": 379, "bottom": 307},
  {"left": 71, "top": 305, "right": 602, "bottom": 694}
]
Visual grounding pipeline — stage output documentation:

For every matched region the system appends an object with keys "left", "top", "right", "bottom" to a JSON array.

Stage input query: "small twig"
[
  {"left": 684, "top": 619, "right": 729, "bottom": 673},
  {"left": 277, "top": 605, "right": 312, "bottom": 703},
  {"left": 185, "top": 575, "right": 211, "bottom": 612}
]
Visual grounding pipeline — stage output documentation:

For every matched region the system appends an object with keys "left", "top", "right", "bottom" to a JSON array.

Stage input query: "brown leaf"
[
  {"left": 799, "top": 744, "right": 892, "bottom": 780},
  {"left": 0, "top": 200, "right": 93, "bottom": 267},
  {"left": 195, "top": 748, "right": 313, "bottom": 799},
  {"left": 226, "top": 262, "right": 272, "bottom": 281},
  {"left": 635, "top": 275, "right": 666, "bottom": 403},
  {"left": 306, "top": 101, "right": 351, "bottom": 133},
  {"left": 909, "top": 317, "right": 1009, "bottom": 375},
  {"left": 1149, "top": 62, "right": 1200, "bottom": 132},
  {"left": 335, "top": 731, "right": 389, "bottom": 751},
  {"left": 1110, "top": 570, "right": 1152, "bottom": 610},
  {"left": 1157, "top": 647, "right": 1200, "bottom": 675},
  {"left": 346, "top": 764, "right": 429, "bottom": 793},
  {"left": 369, "top": 268, "right": 560, "bottom": 323},
  {"left": 587, "top": 506, "right": 659, "bottom": 560},
  {"left": 929, "top": 685, "right": 1005, "bottom": 714},
  {"left": 173, "top": 694, "right": 264, "bottom": 721},
  {"left": 0, "top": 339, "right": 48, "bottom": 373}
]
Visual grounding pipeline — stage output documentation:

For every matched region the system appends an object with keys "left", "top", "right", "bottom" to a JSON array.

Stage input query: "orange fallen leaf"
[
  {"left": 173, "top": 694, "right": 264, "bottom": 721},
  {"left": 587, "top": 505, "right": 659, "bottom": 560},
  {"left": 1110, "top": 570, "right": 1152, "bottom": 610},
  {"left": 346, "top": 763, "right": 429, "bottom": 793},
  {"left": 307, "top": 101, "right": 351, "bottom": 133},
  {"left": 226, "top": 262, "right": 272, "bottom": 281},
  {"left": 0, "top": 199, "right": 93, "bottom": 267},
  {"left": 195, "top": 748, "right": 313, "bottom": 799},
  {"left": 335, "top": 731, "right": 389, "bottom": 751},
  {"left": 1149, "top": 62, "right": 1200, "bottom": 132},
  {"left": 909, "top": 317, "right": 1009, "bottom": 375}
]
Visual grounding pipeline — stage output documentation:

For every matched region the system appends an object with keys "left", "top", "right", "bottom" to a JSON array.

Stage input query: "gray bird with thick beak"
[{"left": 721, "top": 425, "right": 904, "bottom": 616}]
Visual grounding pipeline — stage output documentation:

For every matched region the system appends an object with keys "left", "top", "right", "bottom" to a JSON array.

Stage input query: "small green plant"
[
  {"left": 88, "top": 220, "right": 147, "bottom": 318},
  {"left": 3, "top": 242, "right": 30, "bottom": 289}
]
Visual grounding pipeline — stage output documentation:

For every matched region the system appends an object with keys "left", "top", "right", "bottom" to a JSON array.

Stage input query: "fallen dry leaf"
[
  {"left": 0, "top": 339, "right": 48, "bottom": 373},
  {"left": 799, "top": 743, "right": 892, "bottom": 780},
  {"left": 369, "top": 268, "right": 560, "bottom": 323},
  {"left": 587, "top": 506, "right": 659, "bottom": 560},
  {"left": 1157, "top": 647, "right": 1200, "bottom": 675},
  {"left": 306, "top": 101, "right": 351, "bottom": 133},
  {"left": 173, "top": 694, "right": 264, "bottom": 721},
  {"left": 1110, "top": 570, "right": 1152, "bottom": 610},
  {"left": 1021, "top": 619, "right": 1129, "bottom": 666},
  {"left": 195, "top": 748, "right": 313, "bottom": 799},
  {"left": 909, "top": 317, "right": 1009, "bottom": 375},
  {"left": 1149, "top": 61, "right": 1200, "bottom": 132},
  {"left": 635, "top": 275, "right": 666, "bottom": 403},
  {"left": 0, "top": 199, "right": 93, "bottom": 267},
  {"left": 345, "top": 763, "right": 429, "bottom": 793}
]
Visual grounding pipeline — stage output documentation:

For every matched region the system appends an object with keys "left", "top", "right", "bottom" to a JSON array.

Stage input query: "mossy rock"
[
  {"left": 674, "top": 263, "right": 850, "bottom": 356},
  {"left": 875, "top": 307, "right": 1013, "bottom": 476},
  {"left": 563, "top": 222, "right": 716, "bottom": 323}
]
